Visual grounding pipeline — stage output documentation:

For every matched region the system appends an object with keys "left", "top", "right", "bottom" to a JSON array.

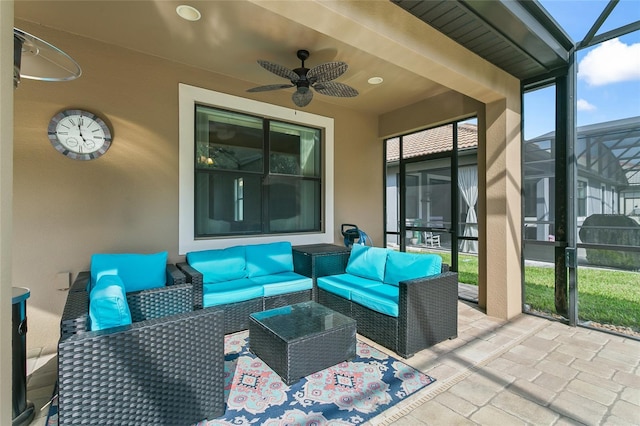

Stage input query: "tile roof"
[{"left": 386, "top": 123, "right": 478, "bottom": 161}]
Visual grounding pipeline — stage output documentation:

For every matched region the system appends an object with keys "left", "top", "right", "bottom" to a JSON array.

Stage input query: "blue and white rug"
[{"left": 48, "top": 331, "right": 435, "bottom": 425}]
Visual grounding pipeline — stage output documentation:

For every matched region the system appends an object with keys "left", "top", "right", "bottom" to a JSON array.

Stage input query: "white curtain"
[{"left": 458, "top": 165, "right": 478, "bottom": 253}]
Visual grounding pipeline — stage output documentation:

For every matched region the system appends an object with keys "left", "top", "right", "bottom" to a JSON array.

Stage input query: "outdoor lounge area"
[
  {"left": 2, "top": 0, "right": 639, "bottom": 425},
  {"left": 25, "top": 295, "right": 640, "bottom": 425}
]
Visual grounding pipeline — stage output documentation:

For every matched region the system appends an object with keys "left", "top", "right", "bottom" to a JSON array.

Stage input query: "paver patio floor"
[{"left": 25, "top": 292, "right": 639, "bottom": 426}]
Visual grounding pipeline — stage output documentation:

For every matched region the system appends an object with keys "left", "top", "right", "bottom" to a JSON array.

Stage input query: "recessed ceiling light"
[
  {"left": 368, "top": 76, "right": 384, "bottom": 85},
  {"left": 176, "top": 5, "right": 201, "bottom": 21}
]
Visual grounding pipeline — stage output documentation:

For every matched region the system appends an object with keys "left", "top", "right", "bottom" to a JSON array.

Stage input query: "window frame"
[{"left": 178, "top": 83, "right": 334, "bottom": 254}]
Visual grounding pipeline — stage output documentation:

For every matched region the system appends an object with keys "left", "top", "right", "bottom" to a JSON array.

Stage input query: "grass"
[{"left": 432, "top": 251, "right": 640, "bottom": 331}]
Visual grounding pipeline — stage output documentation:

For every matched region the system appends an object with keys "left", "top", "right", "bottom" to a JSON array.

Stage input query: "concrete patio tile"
[
  {"left": 535, "top": 359, "right": 580, "bottom": 381},
  {"left": 554, "top": 417, "right": 589, "bottom": 426},
  {"left": 555, "top": 342, "right": 598, "bottom": 361},
  {"left": 582, "top": 329, "right": 612, "bottom": 345},
  {"left": 570, "top": 357, "right": 616, "bottom": 379},
  {"left": 534, "top": 325, "right": 560, "bottom": 341},
  {"left": 485, "top": 333, "right": 518, "bottom": 348},
  {"left": 521, "top": 335, "right": 561, "bottom": 352},
  {"left": 507, "top": 378, "right": 557, "bottom": 406},
  {"left": 455, "top": 339, "right": 505, "bottom": 364},
  {"left": 620, "top": 387, "right": 640, "bottom": 405},
  {"left": 543, "top": 350, "right": 575, "bottom": 365},
  {"left": 433, "top": 392, "right": 478, "bottom": 417},
  {"left": 604, "top": 340, "right": 640, "bottom": 359},
  {"left": 501, "top": 350, "right": 539, "bottom": 367},
  {"left": 549, "top": 391, "right": 608, "bottom": 425},
  {"left": 556, "top": 333, "right": 606, "bottom": 352},
  {"left": 533, "top": 372, "right": 569, "bottom": 393},
  {"left": 470, "top": 404, "right": 526, "bottom": 425},
  {"left": 598, "top": 348, "right": 640, "bottom": 369},
  {"left": 613, "top": 370, "right": 640, "bottom": 388},
  {"left": 486, "top": 357, "right": 541, "bottom": 381},
  {"left": 424, "top": 362, "right": 464, "bottom": 383},
  {"left": 448, "top": 376, "right": 506, "bottom": 406},
  {"left": 398, "top": 400, "right": 476, "bottom": 426},
  {"left": 592, "top": 354, "right": 637, "bottom": 374},
  {"left": 491, "top": 390, "right": 560, "bottom": 424},
  {"left": 601, "top": 415, "right": 638, "bottom": 426},
  {"left": 507, "top": 343, "right": 547, "bottom": 361},
  {"left": 566, "top": 378, "right": 618, "bottom": 405},
  {"left": 575, "top": 371, "right": 623, "bottom": 393},
  {"left": 610, "top": 399, "right": 640, "bottom": 424}
]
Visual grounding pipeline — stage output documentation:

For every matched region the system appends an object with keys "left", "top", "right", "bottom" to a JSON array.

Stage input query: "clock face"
[{"left": 47, "top": 109, "right": 112, "bottom": 160}]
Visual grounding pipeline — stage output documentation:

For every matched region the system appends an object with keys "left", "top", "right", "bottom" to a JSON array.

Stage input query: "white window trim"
[{"left": 178, "top": 83, "right": 334, "bottom": 254}]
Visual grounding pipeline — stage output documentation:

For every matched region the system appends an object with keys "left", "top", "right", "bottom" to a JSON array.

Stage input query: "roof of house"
[{"left": 386, "top": 123, "right": 478, "bottom": 161}]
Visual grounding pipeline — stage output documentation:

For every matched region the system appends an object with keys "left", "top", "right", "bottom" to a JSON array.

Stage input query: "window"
[
  {"left": 193, "top": 105, "right": 322, "bottom": 238},
  {"left": 179, "top": 84, "right": 334, "bottom": 254},
  {"left": 577, "top": 179, "right": 587, "bottom": 217}
]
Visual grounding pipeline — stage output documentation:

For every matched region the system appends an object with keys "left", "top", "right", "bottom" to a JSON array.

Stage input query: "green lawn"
[{"left": 435, "top": 251, "right": 640, "bottom": 331}]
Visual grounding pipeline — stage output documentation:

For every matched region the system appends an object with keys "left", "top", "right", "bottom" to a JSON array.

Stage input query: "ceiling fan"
[{"left": 247, "top": 49, "right": 358, "bottom": 107}]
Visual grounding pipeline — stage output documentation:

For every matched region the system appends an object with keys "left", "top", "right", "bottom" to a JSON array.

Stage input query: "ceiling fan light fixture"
[
  {"left": 176, "top": 5, "right": 201, "bottom": 21},
  {"left": 13, "top": 28, "right": 82, "bottom": 89},
  {"left": 248, "top": 49, "right": 358, "bottom": 107}
]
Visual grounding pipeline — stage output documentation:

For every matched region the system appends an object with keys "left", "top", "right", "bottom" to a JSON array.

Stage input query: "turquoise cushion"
[
  {"left": 90, "top": 252, "right": 167, "bottom": 293},
  {"left": 384, "top": 251, "right": 443, "bottom": 286},
  {"left": 249, "top": 272, "right": 312, "bottom": 297},
  {"left": 345, "top": 244, "right": 388, "bottom": 282},
  {"left": 317, "top": 273, "right": 382, "bottom": 300},
  {"left": 202, "top": 278, "right": 263, "bottom": 308},
  {"left": 89, "top": 275, "right": 132, "bottom": 331},
  {"left": 187, "top": 246, "right": 247, "bottom": 283},
  {"left": 245, "top": 242, "right": 293, "bottom": 278},
  {"left": 351, "top": 284, "right": 399, "bottom": 317}
]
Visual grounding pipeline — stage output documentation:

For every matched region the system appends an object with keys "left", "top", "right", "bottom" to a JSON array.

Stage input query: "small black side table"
[
  {"left": 292, "top": 243, "right": 351, "bottom": 301},
  {"left": 12, "top": 287, "right": 34, "bottom": 426}
]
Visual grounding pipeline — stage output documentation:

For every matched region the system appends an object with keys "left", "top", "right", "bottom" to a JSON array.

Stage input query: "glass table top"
[{"left": 250, "top": 301, "right": 355, "bottom": 342}]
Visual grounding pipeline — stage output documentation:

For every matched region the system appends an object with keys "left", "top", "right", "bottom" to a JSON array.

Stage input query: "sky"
[{"left": 524, "top": 0, "right": 640, "bottom": 140}]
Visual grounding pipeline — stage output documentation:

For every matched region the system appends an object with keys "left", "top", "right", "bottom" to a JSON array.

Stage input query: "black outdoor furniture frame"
[
  {"left": 318, "top": 265, "right": 459, "bottom": 358},
  {"left": 58, "top": 267, "right": 226, "bottom": 425}
]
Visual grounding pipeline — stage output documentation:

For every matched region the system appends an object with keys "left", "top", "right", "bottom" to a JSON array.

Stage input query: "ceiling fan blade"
[
  {"left": 313, "top": 81, "right": 359, "bottom": 97},
  {"left": 307, "top": 61, "right": 348, "bottom": 83},
  {"left": 247, "top": 83, "right": 295, "bottom": 93},
  {"left": 257, "top": 60, "right": 299, "bottom": 82},
  {"left": 292, "top": 88, "right": 313, "bottom": 107}
]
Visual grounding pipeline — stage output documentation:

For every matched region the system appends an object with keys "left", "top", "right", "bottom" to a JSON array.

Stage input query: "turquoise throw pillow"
[
  {"left": 384, "top": 251, "right": 442, "bottom": 286},
  {"left": 245, "top": 242, "right": 293, "bottom": 278},
  {"left": 90, "top": 252, "right": 168, "bottom": 293},
  {"left": 345, "top": 244, "right": 388, "bottom": 282},
  {"left": 187, "top": 246, "right": 247, "bottom": 283},
  {"left": 89, "top": 274, "right": 132, "bottom": 331}
]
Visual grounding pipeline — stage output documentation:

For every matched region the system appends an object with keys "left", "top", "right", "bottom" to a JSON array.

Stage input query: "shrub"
[{"left": 579, "top": 214, "right": 640, "bottom": 270}]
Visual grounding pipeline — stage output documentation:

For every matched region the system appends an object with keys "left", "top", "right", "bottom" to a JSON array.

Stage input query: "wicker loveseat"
[
  {"left": 317, "top": 244, "right": 458, "bottom": 358},
  {"left": 58, "top": 255, "right": 225, "bottom": 425},
  {"left": 178, "top": 241, "right": 312, "bottom": 333}
]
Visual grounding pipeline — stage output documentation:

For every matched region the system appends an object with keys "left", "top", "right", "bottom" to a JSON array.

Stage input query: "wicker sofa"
[
  {"left": 58, "top": 258, "right": 226, "bottom": 425},
  {"left": 317, "top": 244, "right": 458, "bottom": 358},
  {"left": 178, "top": 241, "right": 312, "bottom": 333}
]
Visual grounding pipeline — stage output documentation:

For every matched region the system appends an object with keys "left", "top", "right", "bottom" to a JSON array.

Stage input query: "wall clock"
[{"left": 47, "top": 109, "right": 112, "bottom": 160}]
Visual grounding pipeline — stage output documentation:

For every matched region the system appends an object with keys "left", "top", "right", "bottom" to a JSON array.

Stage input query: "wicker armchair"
[
  {"left": 58, "top": 269, "right": 225, "bottom": 425},
  {"left": 318, "top": 264, "right": 458, "bottom": 358}
]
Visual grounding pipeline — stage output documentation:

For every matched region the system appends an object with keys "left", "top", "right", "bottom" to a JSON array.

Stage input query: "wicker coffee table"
[{"left": 249, "top": 301, "right": 357, "bottom": 385}]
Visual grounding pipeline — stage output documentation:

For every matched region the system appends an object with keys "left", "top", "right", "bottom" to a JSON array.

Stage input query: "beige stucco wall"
[{"left": 12, "top": 21, "right": 380, "bottom": 352}]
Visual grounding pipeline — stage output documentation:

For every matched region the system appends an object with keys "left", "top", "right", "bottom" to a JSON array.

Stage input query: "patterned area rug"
[{"left": 47, "top": 331, "right": 435, "bottom": 425}]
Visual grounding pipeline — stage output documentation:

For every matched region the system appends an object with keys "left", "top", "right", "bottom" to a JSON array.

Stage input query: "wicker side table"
[
  {"left": 249, "top": 301, "right": 356, "bottom": 385},
  {"left": 292, "top": 244, "right": 350, "bottom": 301}
]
